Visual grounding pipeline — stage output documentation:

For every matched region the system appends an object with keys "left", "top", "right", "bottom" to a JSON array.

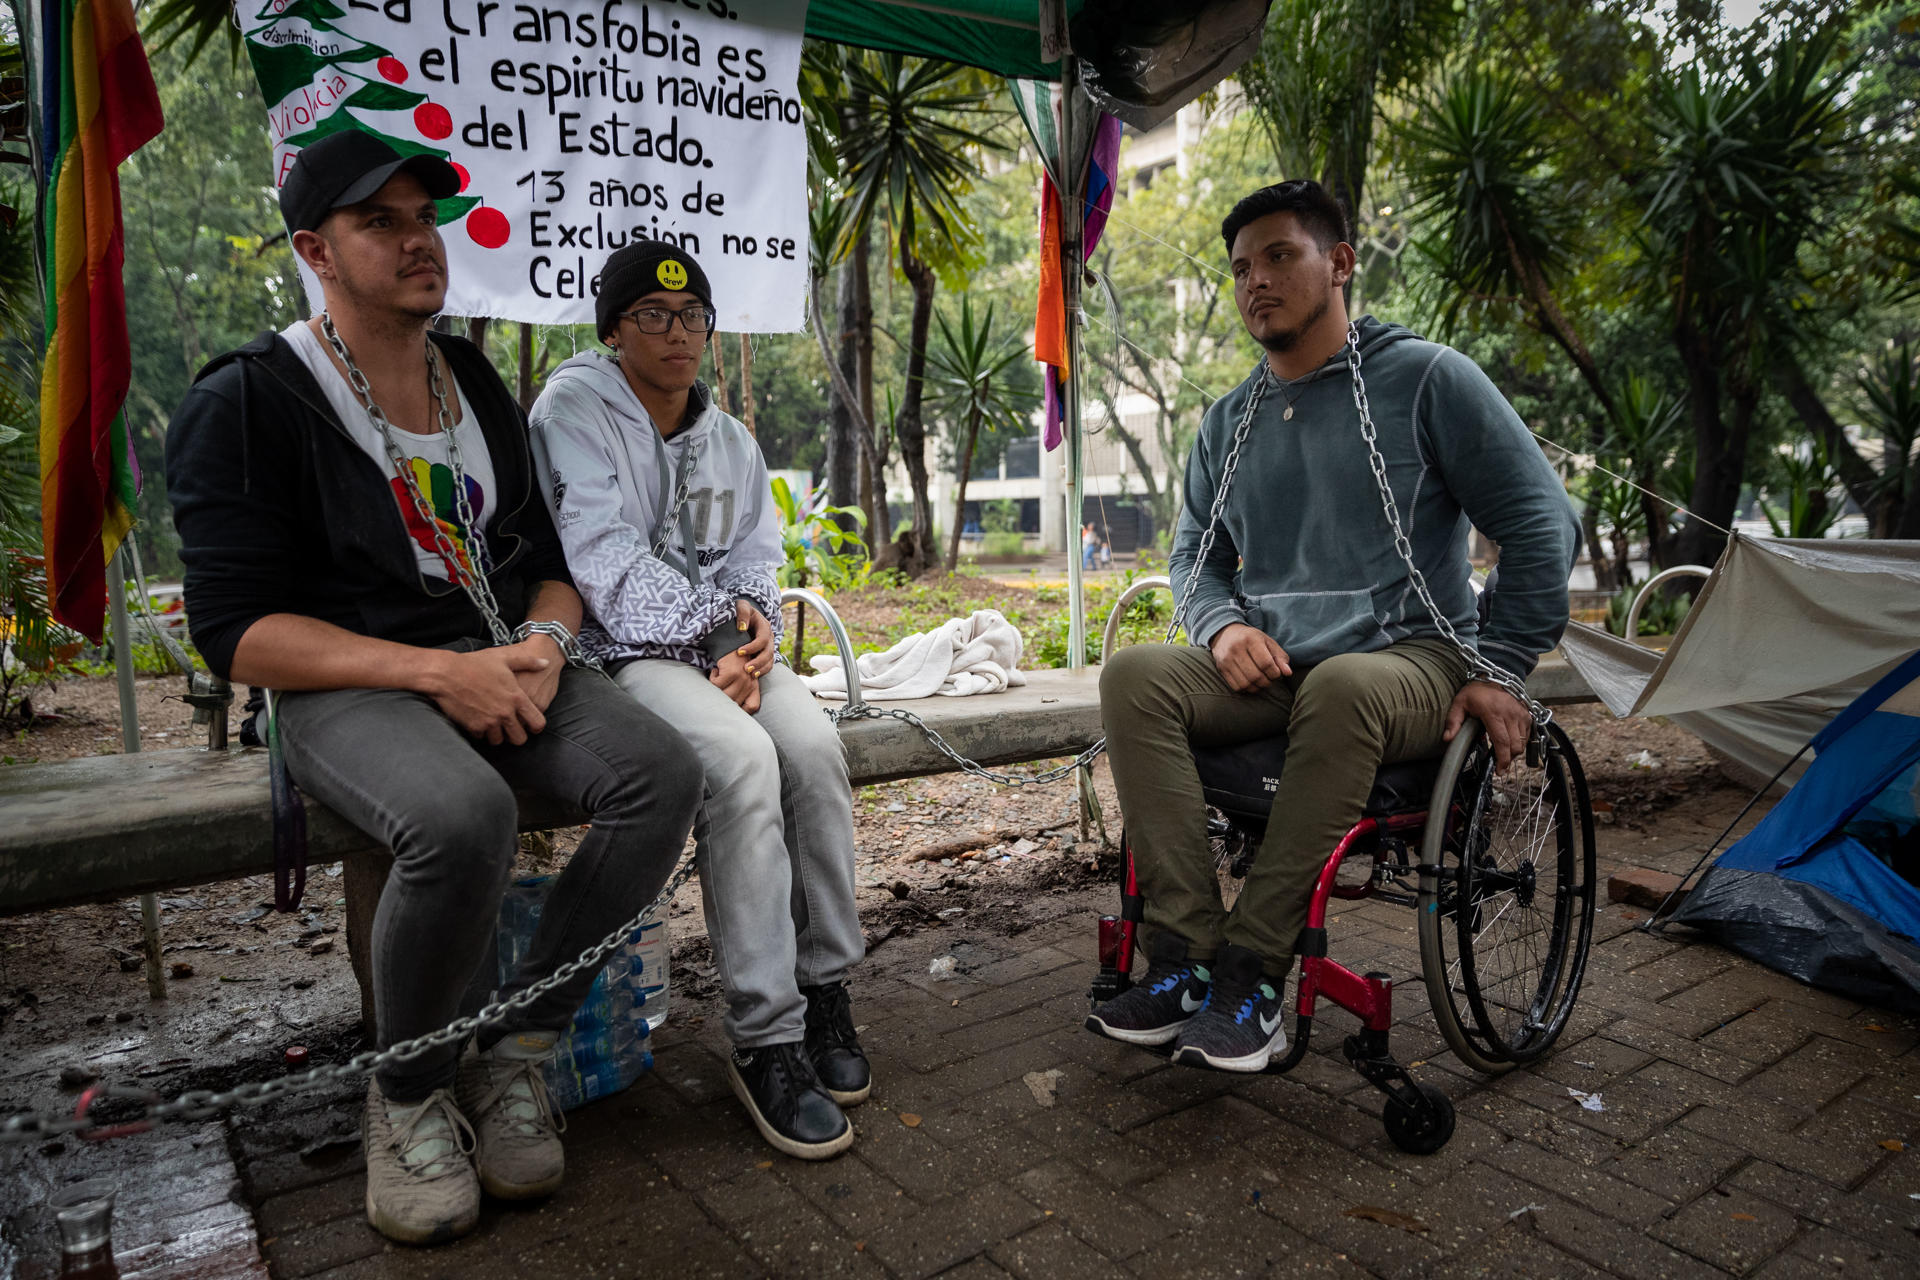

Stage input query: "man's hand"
[
  {"left": 422, "top": 646, "right": 551, "bottom": 746},
  {"left": 734, "top": 600, "right": 776, "bottom": 678},
  {"left": 1208, "top": 623, "right": 1292, "bottom": 693},
  {"left": 709, "top": 648, "right": 760, "bottom": 711},
  {"left": 1444, "top": 680, "right": 1532, "bottom": 772},
  {"left": 512, "top": 634, "right": 565, "bottom": 715}
]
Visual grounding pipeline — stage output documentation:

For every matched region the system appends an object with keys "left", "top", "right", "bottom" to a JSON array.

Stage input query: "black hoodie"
[{"left": 164, "top": 330, "right": 573, "bottom": 681}]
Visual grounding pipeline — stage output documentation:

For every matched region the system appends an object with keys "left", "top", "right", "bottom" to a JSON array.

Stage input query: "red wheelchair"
[{"left": 1089, "top": 716, "right": 1598, "bottom": 1153}]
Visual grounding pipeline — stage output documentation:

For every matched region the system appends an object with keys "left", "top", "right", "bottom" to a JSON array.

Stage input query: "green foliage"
[
  {"left": 1605, "top": 585, "right": 1694, "bottom": 639},
  {"left": 1856, "top": 339, "right": 1920, "bottom": 534},
  {"left": 981, "top": 499, "right": 1020, "bottom": 534},
  {"left": 770, "top": 475, "right": 869, "bottom": 592},
  {"left": 980, "top": 531, "right": 1026, "bottom": 557},
  {"left": 1759, "top": 438, "right": 1844, "bottom": 539}
]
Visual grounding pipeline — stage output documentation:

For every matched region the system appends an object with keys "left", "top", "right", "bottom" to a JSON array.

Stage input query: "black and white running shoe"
[
  {"left": 1170, "top": 943, "right": 1287, "bottom": 1072},
  {"left": 1084, "top": 931, "right": 1211, "bottom": 1047}
]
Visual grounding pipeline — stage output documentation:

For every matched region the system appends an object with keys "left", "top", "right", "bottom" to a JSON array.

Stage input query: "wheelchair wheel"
[
  {"left": 1417, "top": 716, "right": 1597, "bottom": 1075},
  {"left": 1383, "top": 1083, "right": 1456, "bottom": 1155}
]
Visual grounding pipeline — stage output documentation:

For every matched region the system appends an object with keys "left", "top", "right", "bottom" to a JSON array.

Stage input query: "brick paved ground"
[{"left": 230, "top": 799, "right": 1920, "bottom": 1280}]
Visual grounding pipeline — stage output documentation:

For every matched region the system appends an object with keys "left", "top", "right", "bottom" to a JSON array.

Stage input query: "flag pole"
[
  {"left": 109, "top": 545, "right": 167, "bottom": 999},
  {"left": 1060, "top": 55, "right": 1087, "bottom": 670}
]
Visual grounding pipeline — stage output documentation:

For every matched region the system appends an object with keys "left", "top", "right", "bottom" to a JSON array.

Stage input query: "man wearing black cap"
[
  {"left": 529, "top": 241, "right": 869, "bottom": 1161},
  {"left": 165, "top": 130, "right": 702, "bottom": 1245}
]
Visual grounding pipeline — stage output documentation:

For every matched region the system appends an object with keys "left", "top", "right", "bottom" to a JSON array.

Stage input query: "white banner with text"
[{"left": 240, "top": 0, "right": 810, "bottom": 330}]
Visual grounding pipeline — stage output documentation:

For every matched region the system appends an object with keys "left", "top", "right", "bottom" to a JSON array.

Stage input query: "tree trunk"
[
  {"left": 711, "top": 332, "right": 731, "bottom": 415},
  {"left": 738, "top": 334, "right": 756, "bottom": 436},
  {"left": 852, "top": 230, "right": 889, "bottom": 560},
  {"left": 826, "top": 261, "right": 860, "bottom": 529},
  {"left": 1580, "top": 506, "right": 1617, "bottom": 592},
  {"left": 1671, "top": 333, "right": 1751, "bottom": 568},
  {"left": 464, "top": 317, "right": 490, "bottom": 350},
  {"left": 809, "top": 270, "right": 888, "bottom": 560},
  {"left": 894, "top": 237, "right": 938, "bottom": 576},
  {"left": 946, "top": 406, "right": 983, "bottom": 574},
  {"left": 516, "top": 322, "right": 535, "bottom": 412},
  {"left": 1776, "top": 358, "right": 1890, "bottom": 534}
]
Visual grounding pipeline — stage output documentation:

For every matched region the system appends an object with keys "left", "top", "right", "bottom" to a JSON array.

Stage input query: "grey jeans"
[
  {"left": 277, "top": 664, "right": 701, "bottom": 1102},
  {"left": 611, "top": 659, "right": 864, "bottom": 1047}
]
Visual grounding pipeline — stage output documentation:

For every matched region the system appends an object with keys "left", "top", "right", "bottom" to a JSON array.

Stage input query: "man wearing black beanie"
[{"left": 530, "top": 242, "right": 871, "bottom": 1160}]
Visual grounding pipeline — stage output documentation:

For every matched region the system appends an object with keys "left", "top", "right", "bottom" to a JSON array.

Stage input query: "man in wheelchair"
[{"left": 1088, "top": 180, "right": 1580, "bottom": 1072}]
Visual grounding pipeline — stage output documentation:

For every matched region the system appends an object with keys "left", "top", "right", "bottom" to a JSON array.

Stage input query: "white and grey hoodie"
[{"left": 528, "top": 352, "right": 783, "bottom": 670}]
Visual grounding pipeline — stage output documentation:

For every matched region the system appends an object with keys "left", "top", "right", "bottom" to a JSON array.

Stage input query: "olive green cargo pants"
[{"left": 1099, "top": 637, "right": 1469, "bottom": 977}]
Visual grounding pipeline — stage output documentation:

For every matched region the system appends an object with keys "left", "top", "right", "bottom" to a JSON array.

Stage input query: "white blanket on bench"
[{"left": 800, "top": 609, "right": 1027, "bottom": 700}]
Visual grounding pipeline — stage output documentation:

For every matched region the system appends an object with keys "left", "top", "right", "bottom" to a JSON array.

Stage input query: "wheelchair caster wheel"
[{"left": 1383, "top": 1083, "right": 1455, "bottom": 1154}]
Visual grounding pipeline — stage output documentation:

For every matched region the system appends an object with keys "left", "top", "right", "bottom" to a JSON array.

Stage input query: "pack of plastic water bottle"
[{"left": 496, "top": 876, "right": 672, "bottom": 1110}]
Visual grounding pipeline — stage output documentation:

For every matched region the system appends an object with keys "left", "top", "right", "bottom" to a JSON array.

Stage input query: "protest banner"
[{"left": 238, "top": 0, "right": 810, "bottom": 331}]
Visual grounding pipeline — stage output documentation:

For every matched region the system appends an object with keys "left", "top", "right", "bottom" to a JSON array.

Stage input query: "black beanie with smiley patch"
[{"left": 595, "top": 242, "right": 714, "bottom": 340}]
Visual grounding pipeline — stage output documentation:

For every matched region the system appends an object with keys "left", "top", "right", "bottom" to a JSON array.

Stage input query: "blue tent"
[{"left": 1673, "top": 650, "right": 1920, "bottom": 1012}]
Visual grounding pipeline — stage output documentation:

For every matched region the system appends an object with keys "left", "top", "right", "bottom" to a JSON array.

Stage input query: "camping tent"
[{"left": 1670, "top": 651, "right": 1920, "bottom": 1012}]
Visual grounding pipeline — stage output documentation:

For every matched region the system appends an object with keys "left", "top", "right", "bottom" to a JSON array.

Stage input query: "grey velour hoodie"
[
  {"left": 529, "top": 353, "right": 783, "bottom": 670},
  {"left": 1170, "top": 316, "right": 1581, "bottom": 677}
]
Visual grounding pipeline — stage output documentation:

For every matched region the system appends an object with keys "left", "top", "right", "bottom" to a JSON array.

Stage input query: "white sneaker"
[
  {"left": 361, "top": 1080, "right": 479, "bottom": 1245},
  {"left": 456, "top": 1037, "right": 567, "bottom": 1199}
]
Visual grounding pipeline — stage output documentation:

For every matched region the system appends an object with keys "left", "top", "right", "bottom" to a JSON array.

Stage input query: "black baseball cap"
[{"left": 279, "top": 129, "right": 461, "bottom": 234}]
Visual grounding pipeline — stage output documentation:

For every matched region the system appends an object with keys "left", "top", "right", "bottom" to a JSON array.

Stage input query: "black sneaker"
[
  {"left": 726, "top": 1041, "right": 853, "bottom": 1160},
  {"left": 801, "top": 980, "right": 871, "bottom": 1107},
  {"left": 1084, "top": 931, "right": 1211, "bottom": 1047},
  {"left": 1170, "top": 943, "right": 1287, "bottom": 1072}
]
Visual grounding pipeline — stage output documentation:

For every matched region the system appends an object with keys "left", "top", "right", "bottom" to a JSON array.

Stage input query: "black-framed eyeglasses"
[{"left": 620, "top": 304, "right": 717, "bottom": 334}]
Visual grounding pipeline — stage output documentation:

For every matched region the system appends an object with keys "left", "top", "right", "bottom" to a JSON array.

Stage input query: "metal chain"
[
  {"left": 1345, "top": 323, "right": 1552, "bottom": 729},
  {"left": 321, "top": 313, "right": 512, "bottom": 647},
  {"left": 651, "top": 443, "right": 702, "bottom": 560},
  {"left": 828, "top": 703, "right": 1106, "bottom": 787},
  {"left": 1165, "top": 364, "right": 1272, "bottom": 643},
  {"left": 0, "top": 855, "right": 700, "bottom": 1146}
]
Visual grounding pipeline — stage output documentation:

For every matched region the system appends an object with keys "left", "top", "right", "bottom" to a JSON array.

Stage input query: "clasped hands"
[
  {"left": 709, "top": 600, "right": 775, "bottom": 713},
  {"left": 1208, "top": 622, "right": 1531, "bottom": 772}
]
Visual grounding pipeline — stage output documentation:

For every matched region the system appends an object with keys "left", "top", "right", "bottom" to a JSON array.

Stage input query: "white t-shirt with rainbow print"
[{"left": 282, "top": 320, "right": 497, "bottom": 584}]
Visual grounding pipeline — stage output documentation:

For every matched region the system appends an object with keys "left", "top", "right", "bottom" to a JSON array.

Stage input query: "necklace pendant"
[{"left": 1283, "top": 404, "right": 1294, "bottom": 421}]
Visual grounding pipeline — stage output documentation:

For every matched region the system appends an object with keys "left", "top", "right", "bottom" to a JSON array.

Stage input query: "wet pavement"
[{"left": 9, "top": 792, "right": 1920, "bottom": 1278}]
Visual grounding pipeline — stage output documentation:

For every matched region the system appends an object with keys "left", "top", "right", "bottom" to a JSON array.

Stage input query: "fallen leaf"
[
  {"left": 853, "top": 1242, "right": 865, "bottom": 1252},
  {"left": 1730, "top": 1213, "right": 1758, "bottom": 1222},
  {"left": 1023, "top": 1069, "right": 1064, "bottom": 1108},
  {"left": 1879, "top": 1139, "right": 1905, "bottom": 1152},
  {"left": 756, "top": 1161, "right": 772, "bottom": 1170},
  {"left": 1865, "top": 1024, "right": 1888, "bottom": 1032},
  {"left": 1344, "top": 1205, "right": 1429, "bottom": 1234},
  {"left": 899, "top": 1113, "right": 922, "bottom": 1128},
  {"left": 169, "top": 962, "right": 194, "bottom": 979}
]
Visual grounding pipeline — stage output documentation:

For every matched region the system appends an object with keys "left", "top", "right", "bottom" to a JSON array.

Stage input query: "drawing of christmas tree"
[{"left": 242, "top": 0, "right": 510, "bottom": 247}]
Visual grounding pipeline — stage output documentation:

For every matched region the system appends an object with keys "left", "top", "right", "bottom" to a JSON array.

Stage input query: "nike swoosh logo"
[
  {"left": 1181, "top": 992, "right": 1204, "bottom": 1013},
  {"left": 1259, "top": 1011, "right": 1283, "bottom": 1036}
]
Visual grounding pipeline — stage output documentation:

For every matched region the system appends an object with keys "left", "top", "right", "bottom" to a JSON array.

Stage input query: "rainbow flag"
[{"left": 34, "top": 0, "right": 163, "bottom": 640}]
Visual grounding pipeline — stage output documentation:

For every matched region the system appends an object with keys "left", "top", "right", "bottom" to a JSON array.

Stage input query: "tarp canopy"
[
  {"left": 1624, "top": 536, "right": 1920, "bottom": 718},
  {"left": 1559, "top": 536, "right": 1920, "bottom": 786},
  {"left": 1671, "top": 652, "right": 1920, "bottom": 1011},
  {"left": 804, "top": 1, "right": 1272, "bottom": 127},
  {"left": 805, "top": 1, "right": 1086, "bottom": 81}
]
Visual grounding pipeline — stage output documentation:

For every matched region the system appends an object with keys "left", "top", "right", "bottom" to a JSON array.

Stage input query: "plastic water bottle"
[
  {"left": 496, "top": 876, "right": 655, "bottom": 1110},
  {"left": 624, "top": 909, "right": 670, "bottom": 1031}
]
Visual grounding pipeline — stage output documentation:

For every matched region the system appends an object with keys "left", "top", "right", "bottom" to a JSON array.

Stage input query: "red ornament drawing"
[
  {"left": 377, "top": 57, "right": 408, "bottom": 84},
  {"left": 451, "top": 162, "right": 471, "bottom": 192},
  {"left": 414, "top": 102, "right": 453, "bottom": 140},
  {"left": 467, "top": 206, "right": 510, "bottom": 249}
]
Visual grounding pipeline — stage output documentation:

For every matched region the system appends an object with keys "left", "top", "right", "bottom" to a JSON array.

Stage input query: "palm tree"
[
  {"left": 926, "top": 297, "right": 1037, "bottom": 573},
  {"left": 833, "top": 51, "right": 1006, "bottom": 575},
  {"left": 1400, "top": 67, "right": 1615, "bottom": 425}
]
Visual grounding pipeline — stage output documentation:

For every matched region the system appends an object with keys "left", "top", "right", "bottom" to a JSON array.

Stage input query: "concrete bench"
[{"left": 0, "top": 656, "right": 1596, "bottom": 916}]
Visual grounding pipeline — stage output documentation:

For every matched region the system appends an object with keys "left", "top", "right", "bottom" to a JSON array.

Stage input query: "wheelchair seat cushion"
[{"left": 1192, "top": 733, "right": 1443, "bottom": 824}]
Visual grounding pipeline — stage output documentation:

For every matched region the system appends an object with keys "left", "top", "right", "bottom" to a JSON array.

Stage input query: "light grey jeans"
[
  {"left": 611, "top": 659, "right": 865, "bottom": 1047},
  {"left": 276, "top": 665, "right": 701, "bottom": 1102}
]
